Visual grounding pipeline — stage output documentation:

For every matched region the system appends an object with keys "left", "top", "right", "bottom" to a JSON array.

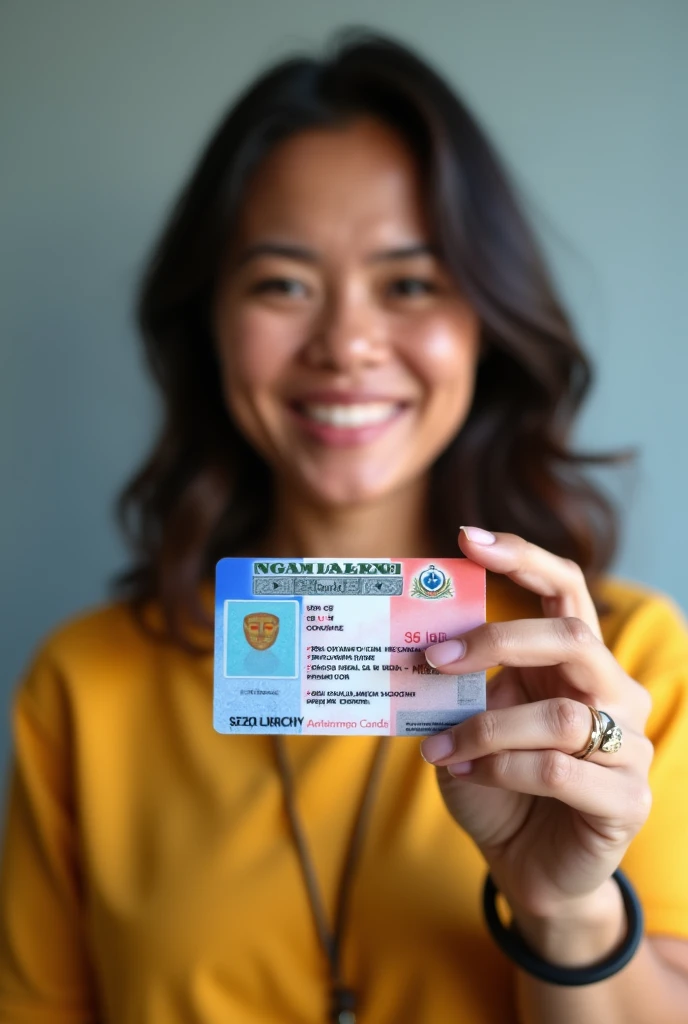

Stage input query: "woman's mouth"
[
  {"left": 302, "top": 401, "right": 401, "bottom": 427},
  {"left": 289, "top": 398, "right": 409, "bottom": 446}
]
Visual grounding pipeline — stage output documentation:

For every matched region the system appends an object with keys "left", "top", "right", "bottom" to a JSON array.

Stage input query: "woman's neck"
[{"left": 259, "top": 476, "right": 436, "bottom": 559}]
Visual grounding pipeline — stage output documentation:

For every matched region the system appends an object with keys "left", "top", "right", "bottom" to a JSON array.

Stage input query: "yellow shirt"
[{"left": 1, "top": 576, "right": 687, "bottom": 1023}]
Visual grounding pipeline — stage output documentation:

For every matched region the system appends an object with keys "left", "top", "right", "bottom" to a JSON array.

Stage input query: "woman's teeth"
[{"left": 301, "top": 402, "right": 401, "bottom": 428}]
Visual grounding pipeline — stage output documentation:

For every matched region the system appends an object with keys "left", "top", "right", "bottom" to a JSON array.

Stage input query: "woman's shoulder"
[
  {"left": 26, "top": 589, "right": 213, "bottom": 666},
  {"left": 597, "top": 575, "right": 685, "bottom": 620},
  {"left": 596, "top": 576, "right": 688, "bottom": 678},
  {"left": 14, "top": 599, "right": 200, "bottom": 725},
  {"left": 26, "top": 600, "right": 157, "bottom": 674}
]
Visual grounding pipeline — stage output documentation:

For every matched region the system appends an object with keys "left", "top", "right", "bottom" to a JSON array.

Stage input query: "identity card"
[{"left": 214, "top": 557, "right": 485, "bottom": 736}]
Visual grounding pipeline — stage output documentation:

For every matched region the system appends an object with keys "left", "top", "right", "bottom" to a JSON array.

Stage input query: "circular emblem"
[
  {"left": 411, "top": 564, "right": 454, "bottom": 599},
  {"left": 419, "top": 565, "right": 445, "bottom": 595}
]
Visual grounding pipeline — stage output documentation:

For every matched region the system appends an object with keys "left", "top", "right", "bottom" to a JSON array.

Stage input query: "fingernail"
[
  {"left": 460, "top": 526, "right": 497, "bottom": 545},
  {"left": 425, "top": 638, "right": 465, "bottom": 667},
  {"left": 447, "top": 761, "right": 473, "bottom": 776},
  {"left": 420, "top": 730, "right": 455, "bottom": 763}
]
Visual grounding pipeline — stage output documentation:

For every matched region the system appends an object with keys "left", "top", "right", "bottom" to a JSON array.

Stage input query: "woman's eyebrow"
[
  {"left": 367, "top": 244, "right": 437, "bottom": 263},
  {"left": 236, "top": 241, "right": 437, "bottom": 267},
  {"left": 237, "top": 242, "right": 319, "bottom": 266}
]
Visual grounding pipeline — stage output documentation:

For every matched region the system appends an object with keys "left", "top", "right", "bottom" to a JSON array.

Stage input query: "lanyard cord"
[{"left": 273, "top": 736, "right": 390, "bottom": 1024}]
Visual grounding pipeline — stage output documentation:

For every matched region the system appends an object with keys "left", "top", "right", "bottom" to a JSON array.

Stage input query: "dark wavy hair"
[{"left": 116, "top": 29, "right": 624, "bottom": 649}]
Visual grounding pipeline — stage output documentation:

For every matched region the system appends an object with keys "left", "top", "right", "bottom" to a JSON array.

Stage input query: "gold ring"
[
  {"left": 573, "top": 706, "right": 623, "bottom": 759},
  {"left": 573, "top": 706, "right": 604, "bottom": 759}
]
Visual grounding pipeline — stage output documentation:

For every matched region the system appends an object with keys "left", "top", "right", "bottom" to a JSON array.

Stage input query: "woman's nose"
[{"left": 302, "top": 300, "right": 388, "bottom": 372}]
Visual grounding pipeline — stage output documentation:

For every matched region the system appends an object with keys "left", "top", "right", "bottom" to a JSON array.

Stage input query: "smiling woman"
[
  {"left": 116, "top": 32, "right": 619, "bottom": 645},
  {"left": 1, "top": 27, "right": 688, "bottom": 1024}
]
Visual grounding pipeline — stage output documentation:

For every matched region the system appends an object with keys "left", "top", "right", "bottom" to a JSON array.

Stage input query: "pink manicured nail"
[
  {"left": 420, "top": 730, "right": 455, "bottom": 763},
  {"left": 425, "top": 638, "right": 465, "bottom": 667},
  {"left": 447, "top": 761, "right": 473, "bottom": 776},
  {"left": 460, "top": 526, "right": 497, "bottom": 545}
]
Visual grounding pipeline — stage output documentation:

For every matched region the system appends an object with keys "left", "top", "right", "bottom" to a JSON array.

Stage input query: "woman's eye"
[
  {"left": 251, "top": 277, "right": 309, "bottom": 298},
  {"left": 388, "top": 278, "right": 438, "bottom": 298}
]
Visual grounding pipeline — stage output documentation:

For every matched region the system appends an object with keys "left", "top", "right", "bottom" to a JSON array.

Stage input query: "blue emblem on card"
[{"left": 411, "top": 564, "right": 454, "bottom": 599}]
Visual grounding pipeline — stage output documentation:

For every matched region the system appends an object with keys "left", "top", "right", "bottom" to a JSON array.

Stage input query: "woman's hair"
[{"left": 116, "top": 29, "right": 624, "bottom": 649}]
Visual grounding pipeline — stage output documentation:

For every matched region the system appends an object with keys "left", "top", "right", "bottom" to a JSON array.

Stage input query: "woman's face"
[{"left": 213, "top": 117, "right": 481, "bottom": 507}]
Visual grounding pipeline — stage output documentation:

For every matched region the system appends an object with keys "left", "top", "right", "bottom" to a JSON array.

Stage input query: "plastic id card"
[{"left": 213, "top": 557, "right": 485, "bottom": 736}]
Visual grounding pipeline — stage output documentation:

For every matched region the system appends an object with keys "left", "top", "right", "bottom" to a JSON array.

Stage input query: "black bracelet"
[{"left": 482, "top": 869, "right": 644, "bottom": 986}]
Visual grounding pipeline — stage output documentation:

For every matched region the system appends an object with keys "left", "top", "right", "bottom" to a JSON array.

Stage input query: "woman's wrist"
[{"left": 506, "top": 877, "right": 628, "bottom": 969}]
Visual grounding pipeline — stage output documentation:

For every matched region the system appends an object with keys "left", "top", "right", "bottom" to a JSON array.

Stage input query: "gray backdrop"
[{"left": 1, "top": 0, "right": 686, "bottom": 775}]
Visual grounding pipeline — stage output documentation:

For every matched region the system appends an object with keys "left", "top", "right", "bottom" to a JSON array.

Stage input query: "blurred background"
[{"left": 1, "top": 0, "right": 686, "bottom": 776}]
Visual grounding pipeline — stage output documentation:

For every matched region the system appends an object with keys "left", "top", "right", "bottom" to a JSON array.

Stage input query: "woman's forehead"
[{"left": 236, "top": 119, "right": 430, "bottom": 253}]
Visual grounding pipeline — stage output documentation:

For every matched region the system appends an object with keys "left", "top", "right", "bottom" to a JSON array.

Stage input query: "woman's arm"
[
  {"left": 0, "top": 652, "right": 99, "bottom": 1020},
  {"left": 419, "top": 528, "right": 688, "bottom": 1024},
  {"left": 513, "top": 890, "right": 688, "bottom": 1024}
]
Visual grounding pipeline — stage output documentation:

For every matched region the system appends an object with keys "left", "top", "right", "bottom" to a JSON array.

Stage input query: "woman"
[{"left": 1, "top": 30, "right": 687, "bottom": 1024}]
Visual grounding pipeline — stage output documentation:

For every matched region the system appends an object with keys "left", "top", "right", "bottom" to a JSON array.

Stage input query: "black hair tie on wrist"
[{"left": 482, "top": 869, "right": 644, "bottom": 986}]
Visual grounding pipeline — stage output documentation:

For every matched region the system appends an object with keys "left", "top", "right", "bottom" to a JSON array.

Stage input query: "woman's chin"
[{"left": 292, "top": 463, "right": 409, "bottom": 510}]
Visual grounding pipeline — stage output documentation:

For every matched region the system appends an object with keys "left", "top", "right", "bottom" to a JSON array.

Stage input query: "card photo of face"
[
  {"left": 243, "top": 612, "right": 280, "bottom": 651},
  {"left": 223, "top": 600, "right": 298, "bottom": 679}
]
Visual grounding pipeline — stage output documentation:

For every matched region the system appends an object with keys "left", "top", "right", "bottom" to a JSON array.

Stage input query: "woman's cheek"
[
  {"left": 218, "top": 308, "right": 306, "bottom": 458},
  {"left": 409, "top": 316, "right": 480, "bottom": 388},
  {"left": 222, "top": 307, "right": 294, "bottom": 386}
]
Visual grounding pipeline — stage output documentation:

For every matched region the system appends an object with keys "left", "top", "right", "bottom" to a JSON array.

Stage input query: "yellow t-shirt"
[{"left": 1, "top": 576, "right": 687, "bottom": 1023}]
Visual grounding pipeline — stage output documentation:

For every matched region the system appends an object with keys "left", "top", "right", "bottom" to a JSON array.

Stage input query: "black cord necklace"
[{"left": 273, "top": 735, "right": 389, "bottom": 1024}]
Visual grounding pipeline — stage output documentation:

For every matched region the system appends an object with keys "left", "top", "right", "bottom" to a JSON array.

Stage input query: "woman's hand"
[{"left": 420, "top": 527, "right": 653, "bottom": 946}]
